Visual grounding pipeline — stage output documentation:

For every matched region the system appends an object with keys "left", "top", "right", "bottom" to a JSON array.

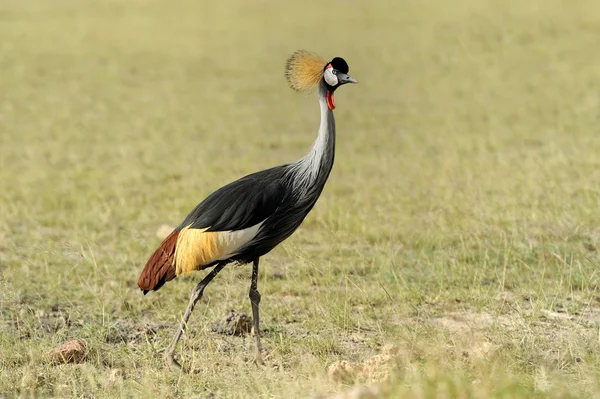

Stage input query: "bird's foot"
[
  {"left": 253, "top": 354, "right": 265, "bottom": 366},
  {"left": 164, "top": 351, "right": 183, "bottom": 372},
  {"left": 254, "top": 354, "right": 265, "bottom": 366},
  {"left": 253, "top": 347, "right": 266, "bottom": 366}
]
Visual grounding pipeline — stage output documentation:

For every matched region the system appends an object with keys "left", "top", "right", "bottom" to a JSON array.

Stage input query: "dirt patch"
[
  {"left": 319, "top": 301, "right": 600, "bottom": 397},
  {"left": 539, "top": 309, "right": 573, "bottom": 322},
  {"left": 496, "top": 290, "right": 519, "bottom": 302},
  {"left": 425, "top": 303, "right": 600, "bottom": 364},
  {"left": 107, "top": 368, "right": 123, "bottom": 387},
  {"left": 5, "top": 303, "right": 82, "bottom": 339},
  {"left": 313, "top": 385, "right": 381, "bottom": 399},
  {"left": 427, "top": 311, "right": 514, "bottom": 363},
  {"left": 430, "top": 311, "right": 511, "bottom": 333},
  {"left": 38, "top": 304, "right": 75, "bottom": 333},
  {"left": 211, "top": 311, "right": 252, "bottom": 336},
  {"left": 461, "top": 338, "right": 501, "bottom": 362},
  {"left": 104, "top": 320, "right": 169, "bottom": 344},
  {"left": 328, "top": 344, "right": 401, "bottom": 384}
]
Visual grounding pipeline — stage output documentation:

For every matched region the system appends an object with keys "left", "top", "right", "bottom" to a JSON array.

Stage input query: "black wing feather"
[{"left": 178, "top": 166, "right": 290, "bottom": 232}]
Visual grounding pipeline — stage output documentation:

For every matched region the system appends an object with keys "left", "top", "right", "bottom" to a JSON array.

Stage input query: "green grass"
[{"left": 2, "top": 0, "right": 600, "bottom": 397}]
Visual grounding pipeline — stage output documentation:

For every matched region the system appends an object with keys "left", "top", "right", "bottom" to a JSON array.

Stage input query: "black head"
[
  {"left": 323, "top": 56, "right": 357, "bottom": 92},
  {"left": 330, "top": 57, "right": 349, "bottom": 74}
]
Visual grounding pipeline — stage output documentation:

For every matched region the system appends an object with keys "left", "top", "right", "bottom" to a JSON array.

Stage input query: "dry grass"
[{"left": 2, "top": 0, "right": 600, "bottom": 397}]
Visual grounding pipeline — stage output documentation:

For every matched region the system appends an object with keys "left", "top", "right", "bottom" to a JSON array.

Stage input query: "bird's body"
[
  {"left": 137, "top": 51, "right": 357, "bottom": 369},
  {"left": 138, "top": 84, "right": 335, "bottom": 293}
]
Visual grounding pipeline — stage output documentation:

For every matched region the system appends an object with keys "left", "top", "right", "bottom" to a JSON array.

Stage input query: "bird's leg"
[
  {"left": 249, "top": 258, "right": 264, "bottom": 365},
  {"left": 164, "top": 263, "right": 225, "bottom": 371}
]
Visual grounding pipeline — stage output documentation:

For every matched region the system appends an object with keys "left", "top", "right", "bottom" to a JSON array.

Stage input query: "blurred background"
[{"left": 2, "top": 0, "right": 600, "bottom": 243}]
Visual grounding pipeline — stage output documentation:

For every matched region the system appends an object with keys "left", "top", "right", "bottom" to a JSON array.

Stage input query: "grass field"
[{"left": 2, "top": 0, "right": 600, "bottom": 397}]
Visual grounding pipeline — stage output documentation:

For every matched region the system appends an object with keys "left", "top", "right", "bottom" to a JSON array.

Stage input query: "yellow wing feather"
[
  {"left": 173, "top": 222, "right": 264, "bottom": 275},
  {"left": 174, "top": 227, "right": 218, "bottom": 275}
]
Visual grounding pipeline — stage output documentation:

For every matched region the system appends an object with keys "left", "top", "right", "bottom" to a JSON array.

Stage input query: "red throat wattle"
[{"left": 326, "top": 90, "right": 335, "bottom": 110}]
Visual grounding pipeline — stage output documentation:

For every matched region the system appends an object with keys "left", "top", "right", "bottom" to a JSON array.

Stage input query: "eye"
[{"left": 332, "top": 70, "right": 338, "bottom": 75}]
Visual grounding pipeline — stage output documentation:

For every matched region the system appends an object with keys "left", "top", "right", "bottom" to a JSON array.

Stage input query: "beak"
[{"left": 339, "top": 73, "right": 358, "bottom": 85}]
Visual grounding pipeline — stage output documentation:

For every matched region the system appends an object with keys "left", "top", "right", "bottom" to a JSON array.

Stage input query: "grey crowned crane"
[{"left": 137, "top": 50, "right": 358, "bottom": 369}]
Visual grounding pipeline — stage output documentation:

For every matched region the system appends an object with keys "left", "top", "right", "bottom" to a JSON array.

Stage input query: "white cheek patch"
[{"left": 324, "top": 67, "right": 338, "bottom": 86}]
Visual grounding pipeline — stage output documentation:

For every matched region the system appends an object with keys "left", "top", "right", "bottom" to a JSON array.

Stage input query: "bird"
[{"left": 137, "top": 50, "right": 358, "bottom": 369}]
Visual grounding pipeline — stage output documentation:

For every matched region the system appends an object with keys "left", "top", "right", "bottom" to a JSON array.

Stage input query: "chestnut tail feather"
[{"left": 137, "top": 230, "right": 179, "bottom": 294}]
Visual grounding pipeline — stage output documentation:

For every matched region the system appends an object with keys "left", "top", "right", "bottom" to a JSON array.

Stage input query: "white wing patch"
[
  {"left": 174, "top": 220, "right": 266, "bottom": 275},
  {"left": 215, "top": 220, "right": 264, "bottom": 260}
]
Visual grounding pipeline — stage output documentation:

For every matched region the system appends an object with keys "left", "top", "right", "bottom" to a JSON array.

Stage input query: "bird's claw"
[
  {"left": 164, "top": 351, "right": 183, "bottom": 372},
  {"left": 253, "top": 354, "right": 265, "bottom": 366},
  {"left": 252, "top": 347, "right": 266, "bottom": 366}
]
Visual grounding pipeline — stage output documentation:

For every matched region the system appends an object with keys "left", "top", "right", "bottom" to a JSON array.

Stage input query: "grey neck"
[{"left": 289, "top": 81, "right": 336, "bottom": 196}]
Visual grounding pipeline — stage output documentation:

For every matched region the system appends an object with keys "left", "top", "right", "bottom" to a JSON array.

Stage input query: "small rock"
[
  {"left": 360, "top": 353, "right": 392, "bottom": 382},
  {"left": 585, "top": 243, "right": 596, "bottom": 252},
  {"left": 47, "top": 339, "right": 87, "bottom": 365},
  {"left": 212, "top": 311, "right": 252, "bottom": 336},
  {"left": 108, "top": 368, "right": 123, "bottom": 386},
  {"left": 328, "top": 344, "right": 402, "bottom": 385},
  {"left": 328, "top": 360, "right": 357, "bottom": 383}
]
